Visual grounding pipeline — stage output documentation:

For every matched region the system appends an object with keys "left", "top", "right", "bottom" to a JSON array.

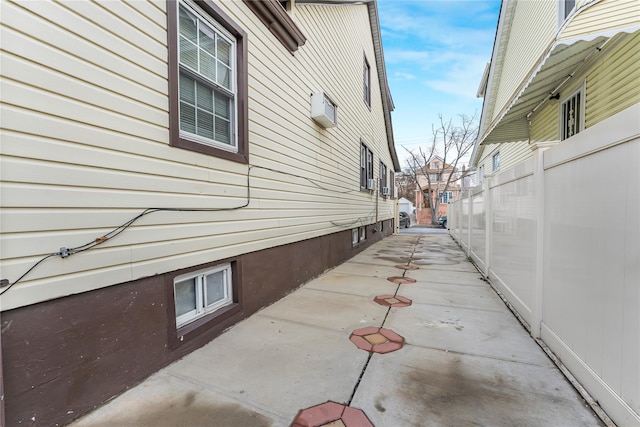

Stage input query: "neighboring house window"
[
  {"left": 558, "top": 0, "right": 576, "bottom": 27},
  {"left": 492, "top": 152, "right": 500, "bottom": 172},
  {"left": 352, "top": 229, "right": 359, "bottom": 245},
  {"left": 560, "top": 87, "right": 584, "bottom": 140},
  {"left": 359, "top": 226, "right": 366, "bottom": 241},
  {"left": 360, "top": 142, "right": 374, "bottom": 190},
  {"left": 174, "top": 263, "right": 233, "bottom": 328},
  {"left": 433, "top": 161, "right": 439, "bottom": 169},
  {"left": 564, "top": 0, "right": 575, "bottom": 19},
  {"left": 439, "top": 191, "right": 453, "bottom": 204},
  {"left": 168, "top": 1, "right": 248, "bottom": 163},
  {"left": 429, "top": 173, "right": 442, "bottom": 181},
  {"left": 363, "top": 56, "right": 371, "bottom": 107},
  {"left": 379, "top": 162, "right": 388, "bottom": 197}
]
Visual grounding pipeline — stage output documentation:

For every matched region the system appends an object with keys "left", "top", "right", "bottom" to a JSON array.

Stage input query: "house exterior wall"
[
  {"left": 585, "top": 30, "right": 640, "bottom": 127},
  {"left": 477, "top": 29, "right": 640, "bottom": 176},
  {"left": 1, "top": 222, "right": 394, "bottom": 427},
  {"left": 530, "top": 101, "right": 557, "bottom": 142},
  {"left": 476, "top": 140, "right": 531, "bottom": 178},
  {"left": 0, "top": 0, "right": 397, "bottom": 425},
  {"left": 0, "top": 0, "right": 396, "bottom": 312},
  {"left": 491, "top": 0, "right": 557, "bottom": 124},
  {"left": 561, "top": 0, "right": 640, "bottom": 40}
]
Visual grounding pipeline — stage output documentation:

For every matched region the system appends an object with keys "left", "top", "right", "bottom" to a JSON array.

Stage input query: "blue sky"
[{"left": 377, "top": 0, "right": 501, "bottom": 163}]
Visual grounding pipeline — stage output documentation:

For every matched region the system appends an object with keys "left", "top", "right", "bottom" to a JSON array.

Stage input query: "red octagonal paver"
[
  {"left": 395, "top": 264, "right": 419, "bottom": 270},
  {"left": 291, "top": 401, "right": 374, "bottom": 427},
  {"left": 386, "top": 276, "right": 416, "bottom": 284},
  {"left": 373, "top": 294, "right": 412, "bottom": 307},
  {"left": 350, "top": 327, "right": 404, "bottom": 354}
]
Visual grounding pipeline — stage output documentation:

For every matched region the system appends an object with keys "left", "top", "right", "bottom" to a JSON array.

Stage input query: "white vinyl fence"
[{"left": 450, "top": 105, "right": 639, "bottom": 427}]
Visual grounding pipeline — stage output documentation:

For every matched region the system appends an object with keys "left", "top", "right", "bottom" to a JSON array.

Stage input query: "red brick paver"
[{"left": 291, "top": 401, "right": 374, "bottom": 427}]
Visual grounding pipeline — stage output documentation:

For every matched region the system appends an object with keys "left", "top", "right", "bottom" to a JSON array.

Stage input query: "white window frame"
[
  {"left": 492, "top": 152, "right": 500, "bottom": 172},
  {"left": 352, "top": 228, "right": 359, "bottom": 245},
  {"left": 439, "top": 191, "right": 454, "bottom": 204},
  {"left": 178, "top": 1, "right": 238, "bottom": 152},
  {"left": 379, "top": 162, "right": 388, "bottom": 197},
  {"left": 559, "top": 83, "right": 585, "bottom": 141},
  {"left": 174, "top": 263, "right": 233, "bottom": 328},
  {"left": 558, "top": 0, "right": 576, "bottom": 28},
  {"left": 360, "top": 142, "right": 373, "bottom": 190}
]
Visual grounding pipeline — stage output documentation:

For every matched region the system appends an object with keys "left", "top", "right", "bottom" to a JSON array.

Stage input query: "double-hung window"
[
  {"left": 179, "top": 4, "right": 234, "bottom": 148},
  {"left": 174, "top": 263, "right": 233, "bottom": 328},
  {"left": 492, "top": 152, "right": 500, "bottom": 172},
  {"left": 169, "top": 1, "right": 248, "bottom": 163},
  {"left": 439, "top": 191, "right": 453, "bottom": 204},
  {"left": 360, "top": 142, "right": 374, "bottom": 190},
  {"left": 379, "top": 162, "right": 388, "bottom": 197}
]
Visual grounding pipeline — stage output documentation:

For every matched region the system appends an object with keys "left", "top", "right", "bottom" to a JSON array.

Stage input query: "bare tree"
[
  {"left": 403, "top": 113, "right": 478, "bottom": 225},
  {"left": 394, "top": 169, "right": 416, "bottom": 204}
]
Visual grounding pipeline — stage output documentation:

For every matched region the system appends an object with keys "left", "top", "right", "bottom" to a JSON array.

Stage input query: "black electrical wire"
[
  {"left": 0, "top": 254, "right": 59, "bottom": 296},
  {"left": 0, "top": 164, "right": 374, "bottom": 295}
]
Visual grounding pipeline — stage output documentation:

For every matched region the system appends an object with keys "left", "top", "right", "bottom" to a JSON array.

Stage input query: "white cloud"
[{"left": 394, "top": 71, "right": 416, "bottom": 80}]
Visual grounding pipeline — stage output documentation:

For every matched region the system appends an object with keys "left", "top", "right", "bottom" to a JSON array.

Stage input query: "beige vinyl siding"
[
  {"left": 526, "top": 31, "right": 640, "bottom": 144},
  {"left": 0, "top": 0, "right": 395, "bottom": 310},
  {"left": 585, "top": 30, "right": 640, "bottom": 127},
  {"left": 530, "top": 101, "right": 558, "bottom": 143},
  {"left": 479, "top": 140, "right": 533, "bottom": 176},
  {"left": 491, "top": 0, "right": 557, "bottom": 123},
  {"left": 561, "top": 0, "right": 640, "bottom": 40}
]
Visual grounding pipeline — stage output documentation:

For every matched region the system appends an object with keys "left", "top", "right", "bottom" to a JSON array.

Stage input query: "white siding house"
[{"left": 0, "top": 1, "right": 399, "bottom": 425}]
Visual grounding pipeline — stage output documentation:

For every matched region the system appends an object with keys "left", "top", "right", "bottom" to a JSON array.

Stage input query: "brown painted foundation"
[{"left": 0, "top": 220, "right": 393, "bottom": 426}]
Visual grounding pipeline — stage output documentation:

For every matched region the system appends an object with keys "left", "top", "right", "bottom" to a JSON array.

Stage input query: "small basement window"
[{"left": 174, "top": 263, "right": 233, "bottom": 328}]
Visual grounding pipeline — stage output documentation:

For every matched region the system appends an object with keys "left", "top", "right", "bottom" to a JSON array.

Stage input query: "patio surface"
[{"left": 70, "top": 232, "right": 604, "bottom": 427}]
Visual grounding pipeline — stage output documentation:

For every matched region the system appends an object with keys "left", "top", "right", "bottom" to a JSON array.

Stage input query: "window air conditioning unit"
[
  {"left": 310, "top": 92, "right": 337, "bottom": 128},
  {"left": 367, "top": 178, "right": 376, "bottom": 190},
  {"left": 382, "top": 186, "right": 390, "bottom": 196}
]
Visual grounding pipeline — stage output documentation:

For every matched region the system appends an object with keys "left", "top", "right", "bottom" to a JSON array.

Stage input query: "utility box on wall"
[{"left": 310, "top": 92, "right": 337, "bottom": 128}]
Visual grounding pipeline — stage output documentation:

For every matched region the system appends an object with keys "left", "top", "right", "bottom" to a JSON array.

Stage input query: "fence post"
[
  {"left": 483, "top": 178, "right": 492, "bottom": 278},
  {"left": 531, "top": 142, "right": 557, "bottom": 339},
  {"left": 0, "top": 311, "right": 4, "bottom": 427},
  {"left": 467, "top": 187, "right": 472, "bottom": 256}
]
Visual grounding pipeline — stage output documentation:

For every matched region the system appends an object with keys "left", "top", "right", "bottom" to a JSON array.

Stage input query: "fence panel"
[{"left": 450, "top": 105, "right": 639, "bottom": 426}]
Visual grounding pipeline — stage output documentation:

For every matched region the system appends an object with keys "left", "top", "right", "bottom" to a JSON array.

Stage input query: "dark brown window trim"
[
  {"left": 242, "top": 0, "right": 306, "bottom": 53},
  {"left": 364, "top": 55, "right": 371, "bottom": 109},
  {"left": 165, "top": 257, "right": 244, "bottom": 349},
  {"left": 167, "top": 0, "right": 249, "bottom": 164}
]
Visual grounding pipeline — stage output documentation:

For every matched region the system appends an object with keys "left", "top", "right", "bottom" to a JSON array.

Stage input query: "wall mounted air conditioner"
[
  {"left": 367, "top": 178, "right": 376, "bottom": 190},
  {"left": 310, "top": 92, "right": 337, "bottom": 128},
  {"left": 382, "top": 187, "right": 390, "bottom": 196}
]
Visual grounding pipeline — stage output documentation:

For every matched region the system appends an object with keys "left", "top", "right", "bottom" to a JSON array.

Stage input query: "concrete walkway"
[{"left": 71, "top": 233, "right": 603, "bottom": 427}]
